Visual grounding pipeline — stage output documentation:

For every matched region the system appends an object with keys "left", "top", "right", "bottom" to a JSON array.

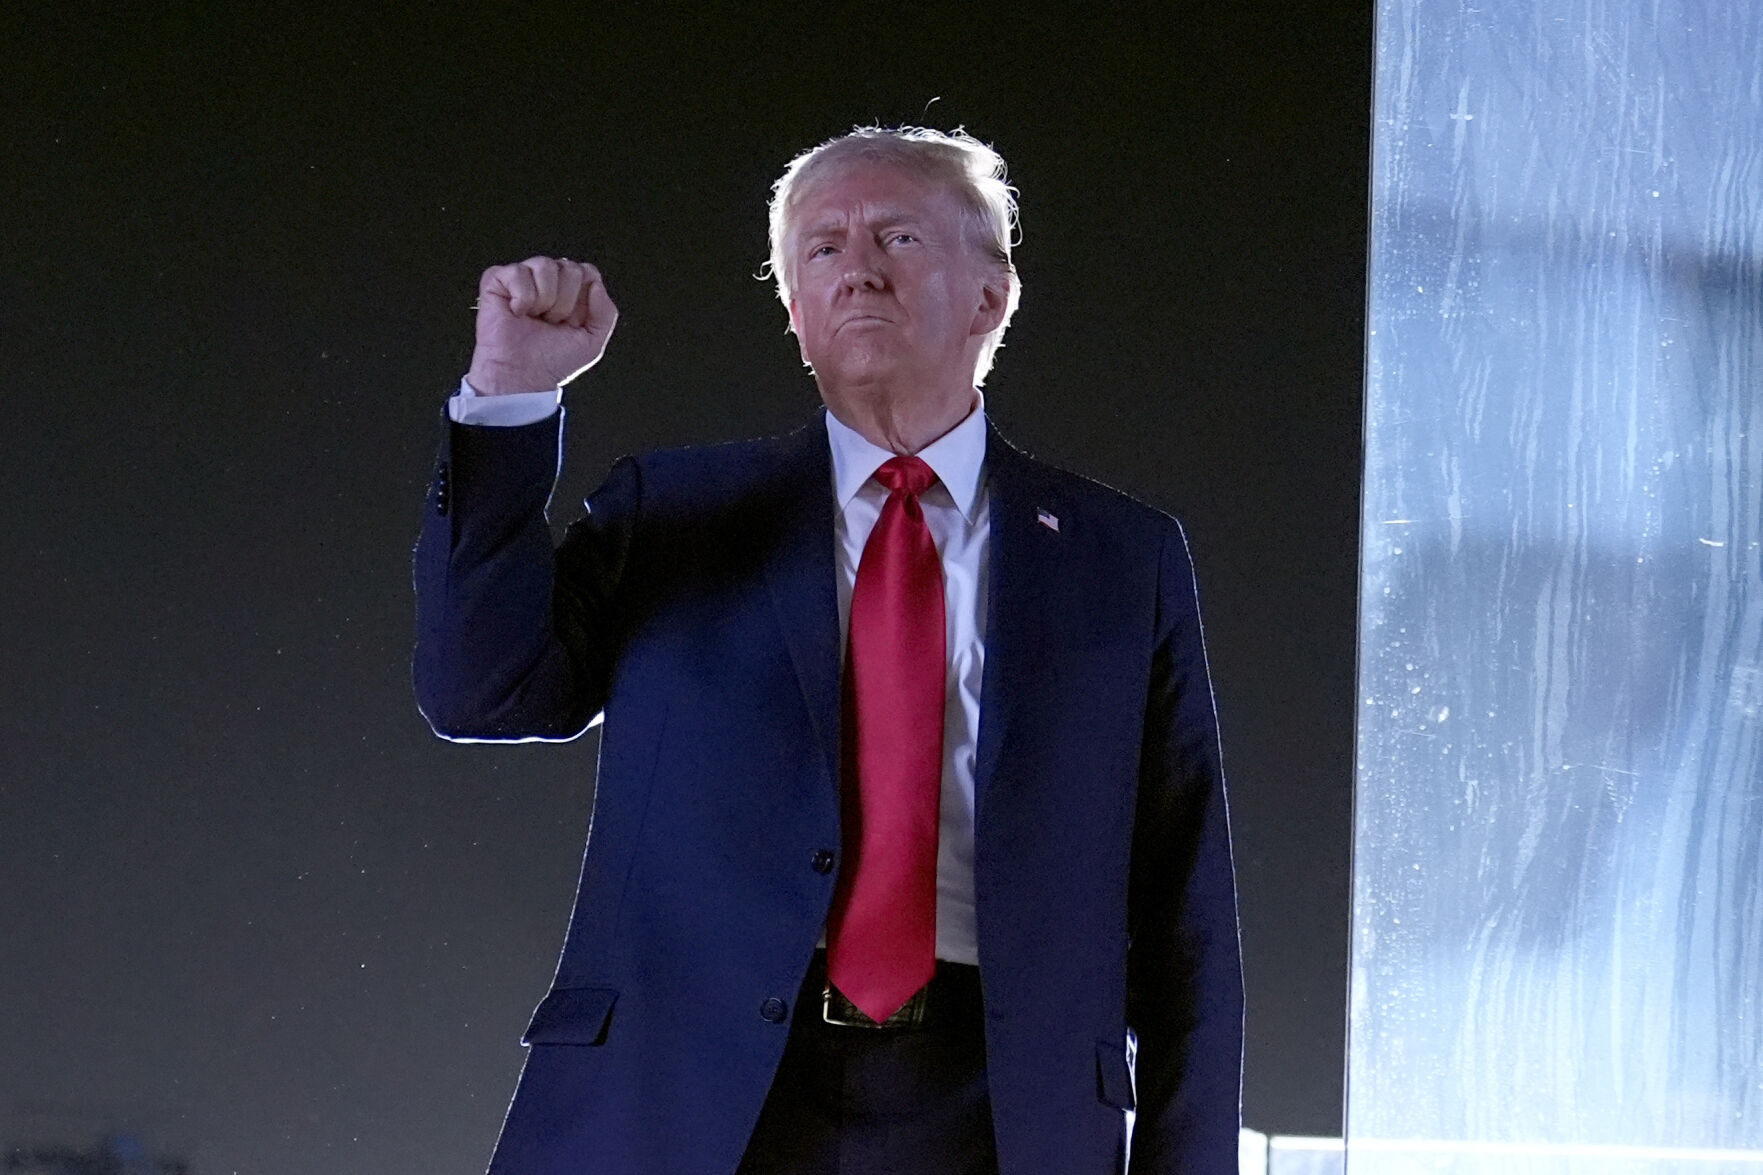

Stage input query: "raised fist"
[{"left": 466, "top": 256, "right": 619, "bottom": 395}]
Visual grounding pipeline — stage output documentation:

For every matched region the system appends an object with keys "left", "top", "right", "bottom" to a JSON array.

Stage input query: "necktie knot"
[{"left": 874, "top": 454, "right": 938, "bottom": 498}]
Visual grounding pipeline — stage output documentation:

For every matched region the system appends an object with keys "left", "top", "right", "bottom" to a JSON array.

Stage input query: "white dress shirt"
[
  {"left": 822, "top": 401, "right": 988, "bottom": 966},
  {"left": 451, "top": 380, "right": 989, "bottom": 964}
]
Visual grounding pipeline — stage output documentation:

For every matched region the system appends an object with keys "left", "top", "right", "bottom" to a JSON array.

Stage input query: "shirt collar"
[{"left": 825, "top": 393, "right": 988, "bottom": 523}]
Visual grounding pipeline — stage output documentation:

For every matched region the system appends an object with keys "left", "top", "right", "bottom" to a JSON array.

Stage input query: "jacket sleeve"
[
  {"left": 1126, "top": 517, "right": 1244, "bottom": 1172},
  {"left": 412, "top": 404, "right": 640, "bottom": 740}
]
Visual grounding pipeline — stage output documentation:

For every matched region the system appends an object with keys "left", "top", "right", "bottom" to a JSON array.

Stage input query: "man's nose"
[{"left": 839, "top": 240, "right": 885, "bottom": 291}]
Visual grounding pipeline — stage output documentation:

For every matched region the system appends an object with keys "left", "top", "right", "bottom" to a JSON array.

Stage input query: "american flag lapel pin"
[{"left": 1036, "top": 508, "right": 1060, "bottom": 533}]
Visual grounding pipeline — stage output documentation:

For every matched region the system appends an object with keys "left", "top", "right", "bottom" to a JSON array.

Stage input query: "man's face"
[{"left": 786, "top": 161, "right": 1003, "bottom": 409}]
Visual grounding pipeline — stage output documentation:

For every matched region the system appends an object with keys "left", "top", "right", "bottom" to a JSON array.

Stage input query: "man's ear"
[
  {"left": 970, "top": 272, "right": 1010, "bottom": 337},
  {"left": 787, "top": 298, "right": 811, "bottom": 366}
]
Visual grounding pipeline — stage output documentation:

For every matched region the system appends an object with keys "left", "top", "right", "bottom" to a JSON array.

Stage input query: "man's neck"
[{"left": 823, "top": 385, "right": 980, "bottom": 455}]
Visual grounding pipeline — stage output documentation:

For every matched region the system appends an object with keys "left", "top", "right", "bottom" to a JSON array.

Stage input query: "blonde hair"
[{"left": 765, "top": 125, "right": 1022, "bottom": 384}]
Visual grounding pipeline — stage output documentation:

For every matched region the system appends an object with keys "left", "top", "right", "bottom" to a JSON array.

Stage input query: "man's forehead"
[
  {"left": 799, "top": 202, "right": 931, "bottom": 234},
  {"left": 793, "top": 167, "right": 959, "bottom": 233}
]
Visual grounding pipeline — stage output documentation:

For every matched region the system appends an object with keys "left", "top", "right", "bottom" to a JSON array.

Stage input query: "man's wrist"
[{"left": 463, "top": 368, "right": 562, "bottom": 397}]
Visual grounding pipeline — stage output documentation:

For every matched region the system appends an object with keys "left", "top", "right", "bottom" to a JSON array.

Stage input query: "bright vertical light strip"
[{"left": 1351, "top": 0, "right": 1763, "bottom": 1168}]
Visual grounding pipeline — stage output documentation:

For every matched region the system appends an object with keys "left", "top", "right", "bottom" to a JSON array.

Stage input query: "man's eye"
[
  {"left": 810, "top": 244, "right": 837, "bottom": 258},
  {"left": 890, "top": 233, "right": 918, "bottom": 245}
]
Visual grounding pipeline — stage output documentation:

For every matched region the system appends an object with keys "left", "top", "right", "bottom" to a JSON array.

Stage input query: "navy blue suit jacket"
[{"left": 414, "top": 407, "right": 1241, "bottom": 1174}]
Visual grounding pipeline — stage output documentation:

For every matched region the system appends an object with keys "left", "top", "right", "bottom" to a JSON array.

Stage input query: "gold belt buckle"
[{"left": 822, "top": 982, "right": 930, "bottom": 1029}]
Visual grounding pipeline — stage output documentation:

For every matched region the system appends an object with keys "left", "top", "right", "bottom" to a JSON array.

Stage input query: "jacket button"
[
  {"left": 760, "top": 997, "right": 788, "bottom": 1023},
  {"left": 811, "top": 850, "right": 835, "bottom": 874}
]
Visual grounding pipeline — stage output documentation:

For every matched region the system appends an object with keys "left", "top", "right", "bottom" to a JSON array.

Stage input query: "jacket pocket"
[
  {"left": 521, "top": 986, "right": 619, "bottom": 1046},
  {"left": 1096, "top": 1039, "right": 1136, "bottom": 1110}
]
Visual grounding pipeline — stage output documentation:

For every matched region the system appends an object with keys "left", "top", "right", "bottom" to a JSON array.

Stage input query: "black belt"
[{"left": 806, "top": 949, "right": 983, "bottom": 1030}]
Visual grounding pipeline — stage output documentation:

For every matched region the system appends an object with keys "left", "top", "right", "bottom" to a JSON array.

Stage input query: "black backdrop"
[{"left": 2, "top": 3, "right": 1368, "bottom": 1171}]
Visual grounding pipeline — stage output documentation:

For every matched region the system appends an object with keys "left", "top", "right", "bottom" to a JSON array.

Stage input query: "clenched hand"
[{"left": 466, "top": 256, "right": 618, "bottom": 395}]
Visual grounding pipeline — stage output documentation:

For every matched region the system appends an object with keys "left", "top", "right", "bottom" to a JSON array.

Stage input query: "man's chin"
[{"left": 811, "top": 349, "right": 901, "bottom": 390}]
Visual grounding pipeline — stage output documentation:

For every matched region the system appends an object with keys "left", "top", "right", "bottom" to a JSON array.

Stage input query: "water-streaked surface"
[{"left": 1351, "top": 0, "right": 1763, "bottom": 1169}]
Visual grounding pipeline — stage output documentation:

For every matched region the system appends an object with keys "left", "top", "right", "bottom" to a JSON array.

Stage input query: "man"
[{"left": 415, "top": 127, "right": 1241, "bottom": 1174}]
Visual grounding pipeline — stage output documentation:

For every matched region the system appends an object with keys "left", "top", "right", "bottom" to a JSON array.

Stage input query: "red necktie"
[{"left": 826, "top": 454, "right": 945, "bottom": 1023}]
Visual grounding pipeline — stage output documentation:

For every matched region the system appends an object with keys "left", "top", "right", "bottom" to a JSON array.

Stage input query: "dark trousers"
[{"left": 737, "top": 953, "right": 1000, "bottom": 1175}]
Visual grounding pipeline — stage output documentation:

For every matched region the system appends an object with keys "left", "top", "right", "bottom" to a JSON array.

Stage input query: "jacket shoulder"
[
  {"left": 991, "top": 430, "right": 1185, "bottom": 543},
  {"left": 621, "top": 420, "right": 823, "bottom": 502}
]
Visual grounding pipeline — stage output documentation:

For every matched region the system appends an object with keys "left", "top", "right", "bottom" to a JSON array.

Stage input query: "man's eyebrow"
[
  {"left": 868, "top": 208, "right": 926, "bottom": 230},
  {"left": 800, "top": 209, "right": 927, "bottom": 240}
]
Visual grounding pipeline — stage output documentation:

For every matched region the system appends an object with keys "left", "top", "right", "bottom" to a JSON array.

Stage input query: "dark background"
[{"left": 1, "top": 2, "right": 1368, "bottom": 1171}]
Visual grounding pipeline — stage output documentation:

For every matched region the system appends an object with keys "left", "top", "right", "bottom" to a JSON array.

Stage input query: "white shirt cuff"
[{"left": 449, "top": 377, "right": 562, "bottom": 426}]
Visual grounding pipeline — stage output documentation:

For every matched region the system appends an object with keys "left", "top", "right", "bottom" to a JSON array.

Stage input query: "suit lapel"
[
  {"left": 759, "top": 415, "right": 1064, "bottom": 815},
  {"left": 761, "top": 416, "right": 844, "bottom": 795},
  {"left": 974, "top": 423, "right": 1059, "bottom": 817}
]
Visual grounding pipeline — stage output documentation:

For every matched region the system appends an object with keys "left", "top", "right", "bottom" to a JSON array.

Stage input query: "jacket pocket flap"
[
  {"left": 521, "top": 986, "right": 619, "bottom": 1046},
  {"left": 1096, "top": 1039, "right": 1136, "bottom": 1110}
]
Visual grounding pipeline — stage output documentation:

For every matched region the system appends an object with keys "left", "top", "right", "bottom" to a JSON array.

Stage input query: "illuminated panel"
[{"left": 1350, "top": 0, "right": 1762, "bottom": 1171}]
